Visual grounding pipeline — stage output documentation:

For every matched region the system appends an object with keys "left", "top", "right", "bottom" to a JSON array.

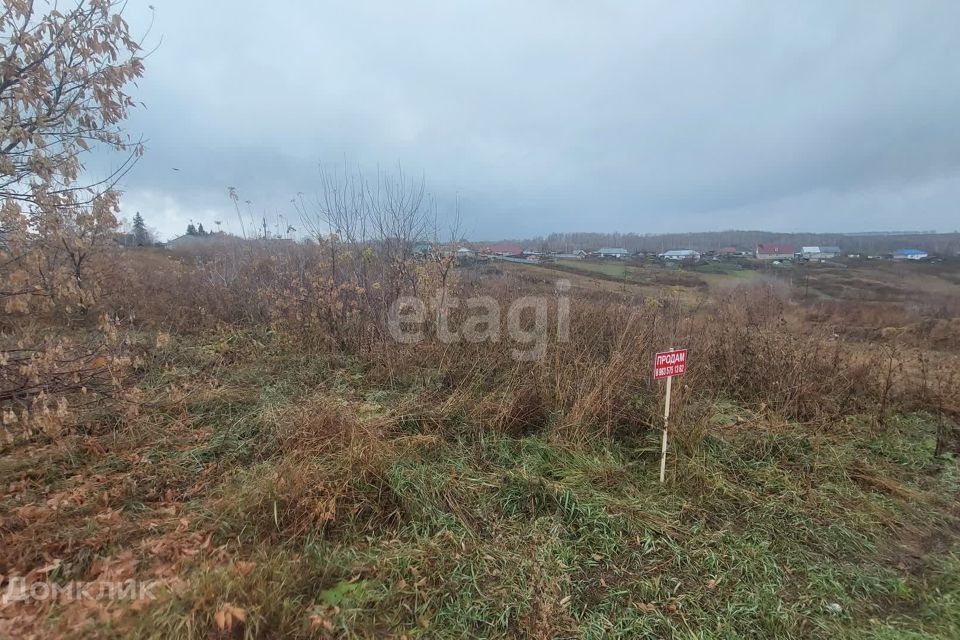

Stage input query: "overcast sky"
[{"left": 114, "top": 1, "right": 960, "bottom": 240}]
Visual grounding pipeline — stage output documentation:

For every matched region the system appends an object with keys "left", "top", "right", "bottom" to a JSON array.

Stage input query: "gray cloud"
[{"left": 113, "top": 1, "right": 960, "bottom": 239}]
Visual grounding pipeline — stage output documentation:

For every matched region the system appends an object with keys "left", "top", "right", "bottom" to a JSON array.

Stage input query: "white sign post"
[{"left": 653, "top": 347, "right": 688, "bottom": 483}]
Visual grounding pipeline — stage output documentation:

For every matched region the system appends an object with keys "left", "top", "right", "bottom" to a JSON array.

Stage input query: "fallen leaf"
[
  {"left": 200, "top": 532, "right": 213, "bottom": 549},
  {"left": 95, "top": 508, "right": 122, "bottom": 524},
  {"left": 309, "top": 614, "right": 335, "bottom": 632},
  {"left": 235, "top": 561, "right": 256, "bottom": 576},
  {"left": 214, "top": 603, "right": 246, "bottom": 632},
  {"left": 14, "top": 504, "right": 48, "bottom": 521}
]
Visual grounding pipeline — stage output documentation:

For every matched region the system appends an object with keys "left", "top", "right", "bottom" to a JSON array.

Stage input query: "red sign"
[{"left": 653, "top": 348, "right": 687, "bottom": 380}]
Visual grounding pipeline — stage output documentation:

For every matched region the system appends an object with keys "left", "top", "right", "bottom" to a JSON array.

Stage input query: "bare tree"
[
  {"left": 297, "top": 161, "right": 371, "bottom": 246},
  {"left": 292, "top": 161, "right": 433, "bottom": 350},
  {"left": 368, "top": 163, "right": 428, "bottom": 299},
  {"left": 430, "top": 193, "right": 462, "bottom": 322},
  {"left": 296, "top": 160, "right": 429, "bottom": 298},
  {"left": 299, "top": 162, "right": 370, "bottom": 289}
]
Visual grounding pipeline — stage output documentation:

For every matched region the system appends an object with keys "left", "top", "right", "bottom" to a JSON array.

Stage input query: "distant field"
[
  {"left": 792, "top": 260, "right": 960, "bottom": 302},
  {"left": 529, "top": 257, "right": 960, "bottom": 305},
  {"left": 554, "top": 259, "right": 632, "bottom": 279},
  {"left": 547, "top": 259, "right": 709, "bottom": 289}
]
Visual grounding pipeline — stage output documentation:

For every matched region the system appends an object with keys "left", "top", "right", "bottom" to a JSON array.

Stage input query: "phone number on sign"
[{"left": 654, "top": 363, "right": 686, "bottom": 378}]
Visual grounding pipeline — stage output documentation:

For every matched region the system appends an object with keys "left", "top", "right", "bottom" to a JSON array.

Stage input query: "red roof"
[
  {"left": 717, "top": 246, "right": 737, "bottom": 254},
  {"left": 757, "top": 243, "right": 794, "bottom": 255},
  {"left": 487, "top": 243, "right": 523, "bottom": 256}
]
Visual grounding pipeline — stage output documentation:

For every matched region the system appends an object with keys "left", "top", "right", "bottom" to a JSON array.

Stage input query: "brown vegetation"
[
  {"left": 1, "top": 3, "right": 959, "bottom": 635},
  {"left": 5, "top": 235, "right": 957, "bottom": 446},
  {"left": 0, "top": 234, "right": 958, "bottom": 637}
]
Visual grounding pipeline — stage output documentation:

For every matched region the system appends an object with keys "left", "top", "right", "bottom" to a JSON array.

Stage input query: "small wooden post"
[{"left": 659, "top": 350, "right": 673, "bottom": 484}]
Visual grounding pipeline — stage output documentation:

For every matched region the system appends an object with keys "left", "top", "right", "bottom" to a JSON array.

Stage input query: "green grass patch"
[{"left": 124, "top": 407, "right": 960, "bottom": 639}]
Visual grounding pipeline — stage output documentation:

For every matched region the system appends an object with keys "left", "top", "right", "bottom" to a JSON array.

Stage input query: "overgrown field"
[
  {"left": 543, "top": 259, "right": 711, "bottom": 290},
  {"left": 2, "top": 246, "right": 959, "bottom": 639}
]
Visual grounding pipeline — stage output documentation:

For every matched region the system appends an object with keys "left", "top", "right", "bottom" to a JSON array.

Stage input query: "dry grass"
[{"left": 1, "top": 245, "right": 959, "bottom": 638}]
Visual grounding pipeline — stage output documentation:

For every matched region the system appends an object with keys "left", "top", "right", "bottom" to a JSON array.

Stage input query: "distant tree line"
[{"left": 186, "top": 222, "right": 212, "bottom": 236}]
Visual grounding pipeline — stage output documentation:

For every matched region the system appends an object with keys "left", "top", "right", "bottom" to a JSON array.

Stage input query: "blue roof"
[{"left": 894, "top": 249, "right": 925, "bottom": 255}]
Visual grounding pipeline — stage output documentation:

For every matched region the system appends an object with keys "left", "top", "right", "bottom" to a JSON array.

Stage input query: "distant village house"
[
  {"left": 659, "top": 249, "right": 700, "bottom": 262},
  {"left": 166, "top": 234, "right": 211, "bottom": 250},
  {"left": 486, "top": 243, "right": 524, "bottom": 257},
  {"left": 597, "top": 247, "right": 629, "bottom": 259},
  {"left": 893, "top": 249, "right": 928, "bottom": 260},
  {"left": 755, "top": 243, "right": 794, "bottom": 260},
  {"left": 800, "top": 246, "right": 841, "bottom": 260},
  {"left": 553, "top": 250, "right": 586, "bottom": 260}
]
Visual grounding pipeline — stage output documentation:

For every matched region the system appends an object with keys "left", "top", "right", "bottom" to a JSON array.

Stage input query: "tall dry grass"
[
  {"left": 7, "top": 239, "right": 957, "bottom": 449},
  {"left": 131, "top": 244, "right": 960, "bottom": 435}
]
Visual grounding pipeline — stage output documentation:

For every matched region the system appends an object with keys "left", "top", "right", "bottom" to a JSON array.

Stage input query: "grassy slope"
[
  {"left": 545, "top": 258, "right": 959, "bottom": 302},
  {"left": 2, "top": 331, "right": 959, "bottom": 639},
  {"left": 537, "top": 260, "right": 710, "bottom": 292},
  {"left": 553, "top": 260, "right": 633, "bottom": 279}
]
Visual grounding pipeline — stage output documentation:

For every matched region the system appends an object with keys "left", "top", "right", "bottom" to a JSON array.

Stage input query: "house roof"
[
  {"left": 894, "top": 249, "right": 926, "bottom": 255},
  {"left": 598, "top": 247, "right": 629, "bottom": 254},
  {"left": 717, "top": 246, "right": 737, "bottom": 253},
  {"left": 757, "top": 243, "right": 794, "bottom": 254},
  {"left": 662, "top": 249, "right": 698, "bottom": 256},
  {"left": 820, "top": 246, "right": 841, "bottom": 253},
  {"left": 487, "top": 242, "right": 523, "bottom": 255},
  {"left": 167, "top": 234, "right": 209, "bottom": 245}
]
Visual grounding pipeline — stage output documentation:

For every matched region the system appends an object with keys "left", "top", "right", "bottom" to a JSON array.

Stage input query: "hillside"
[{"left": 2, "top": 254, "right": 959, "bottom": 639}]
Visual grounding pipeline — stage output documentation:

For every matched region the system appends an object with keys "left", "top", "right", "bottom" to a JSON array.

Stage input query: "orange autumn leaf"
[{"left": 214, "top": 603, "right": 246, "bottom": 632}]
